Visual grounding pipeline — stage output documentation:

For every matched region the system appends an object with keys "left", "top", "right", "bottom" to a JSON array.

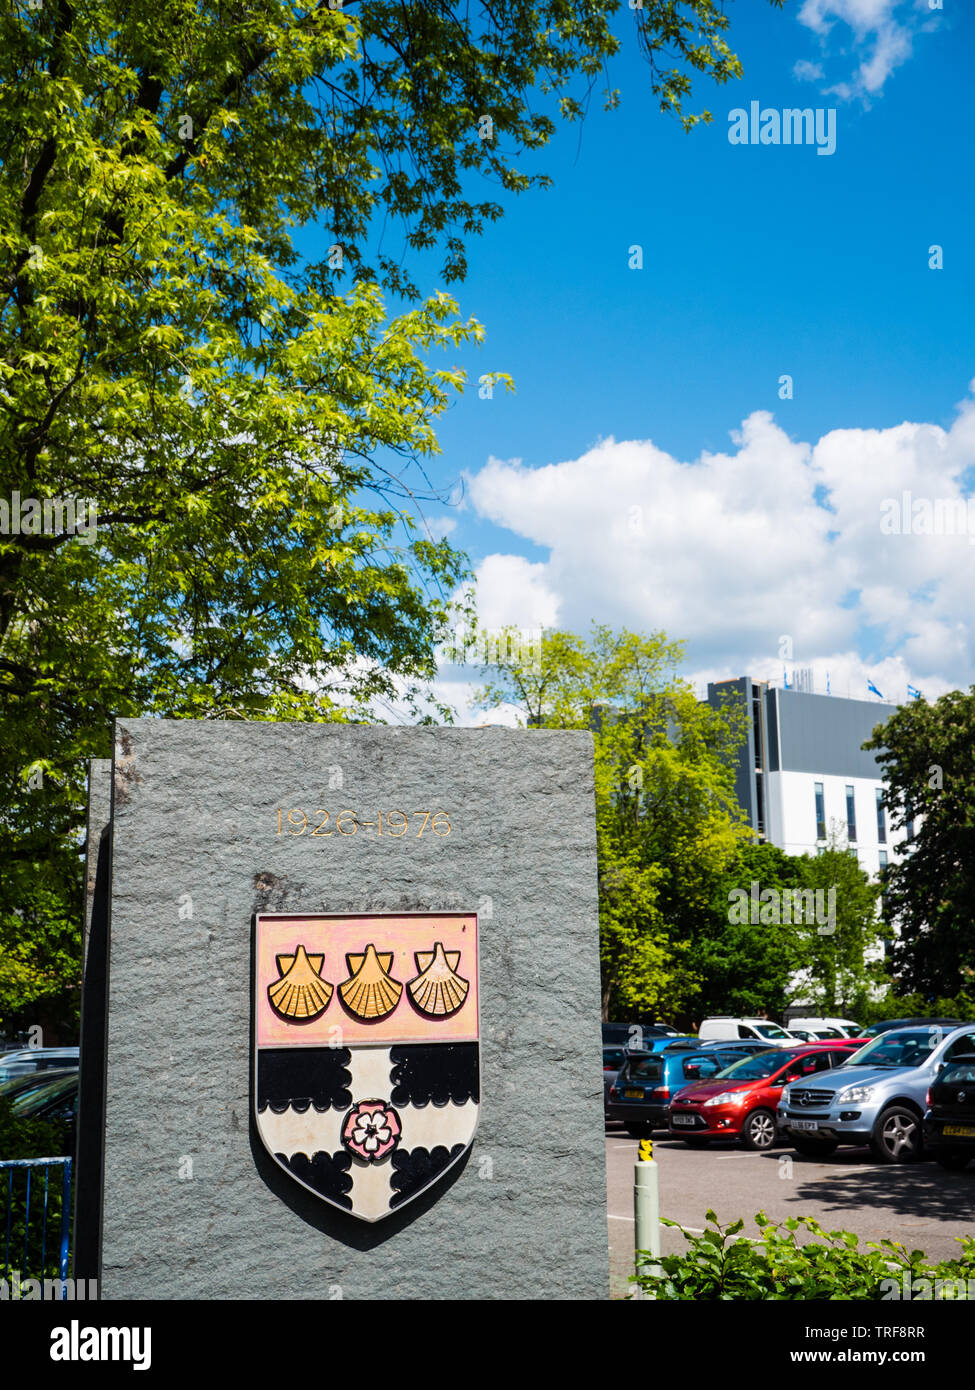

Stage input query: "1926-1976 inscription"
[{"left": 275, "top": 808, "right": 452, "bottom": 838}]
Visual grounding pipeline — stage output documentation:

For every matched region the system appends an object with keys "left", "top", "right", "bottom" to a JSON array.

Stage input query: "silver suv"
[{"left": 777, "top": 1024, "right": 975, "bottom": 1164}]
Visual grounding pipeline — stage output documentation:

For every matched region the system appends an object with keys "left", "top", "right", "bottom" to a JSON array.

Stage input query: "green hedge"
[{"left": 634, "top": 1210, "right": 975, "bottom": 1300}]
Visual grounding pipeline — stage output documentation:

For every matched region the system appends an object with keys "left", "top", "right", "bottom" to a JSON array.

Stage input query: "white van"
[
  {"left": 788, "top": 1017, "right": 863, "bottom": 1040},
  {"left": 698, "top": 1017, "right": 800, "bottom": 1045}
]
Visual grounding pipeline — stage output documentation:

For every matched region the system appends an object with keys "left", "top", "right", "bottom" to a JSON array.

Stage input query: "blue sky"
[{"left": 325, "top": 0, "right": 975, "bottom": 718}]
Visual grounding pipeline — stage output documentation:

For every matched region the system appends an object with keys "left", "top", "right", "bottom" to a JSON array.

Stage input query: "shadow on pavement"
[{"left": 760, "top": 1150, "right": 975, "bottom": 1224}]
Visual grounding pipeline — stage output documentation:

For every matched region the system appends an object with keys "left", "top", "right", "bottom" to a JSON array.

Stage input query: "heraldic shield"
[{"left": 254, "top": 912, "right": 479, "bottom": 1222}]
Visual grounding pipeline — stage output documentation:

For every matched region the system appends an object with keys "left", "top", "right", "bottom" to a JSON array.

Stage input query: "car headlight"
[
  {"left": 703, "top": 1090, "right": 747, "bottom": 1107},
  {"left": 837, "top": 1084, "right": 874, "bottom": 1105},
  {"left": 780, "top": 1086, "right": 791, "bottom": 1105}
]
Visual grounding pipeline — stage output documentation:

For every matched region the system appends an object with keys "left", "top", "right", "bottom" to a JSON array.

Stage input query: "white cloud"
[
  {"left": 422, "top": 515, "right": 457, "bottom": 541},
  {"left": 463, "top": 553, "right": 562, "bottom": 631},
  {"left": 463, "top": 383, "right": 975, "bottom": 705},
  {"left": 793, "top": 59, "right": 825, "bottom": 82},
  {"left": 795, "top": 0, "right": 931, "bottom": 100}
]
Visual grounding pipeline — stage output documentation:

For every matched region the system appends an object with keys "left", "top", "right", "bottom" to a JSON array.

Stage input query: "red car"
[{"left": 668, "top": 1042, "right": 862, "bottom": 1150}]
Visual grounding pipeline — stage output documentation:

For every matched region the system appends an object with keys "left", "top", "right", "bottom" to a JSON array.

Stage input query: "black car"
[
  {"left": 602, "top": 1022, "right": 678, "bottom": 1048},
  {"left": 924, "top": 1054, "right": 975, "bottom": 1170},
  {"left": 0, "top": 1046, "right": 79, "bottom": 1081},
  {"left": 0, "top": 1068, "right": 78, "bottom": 1105}
]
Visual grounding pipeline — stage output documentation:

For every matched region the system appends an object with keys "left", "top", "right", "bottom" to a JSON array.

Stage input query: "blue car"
[{"left": 607, "top": 1045, "right": 761, "bottom": 1136}]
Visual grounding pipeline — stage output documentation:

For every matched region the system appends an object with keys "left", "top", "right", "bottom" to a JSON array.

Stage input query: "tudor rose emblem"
[{"left": 254, "top": 912, "right": 479, "bottom": 1222}]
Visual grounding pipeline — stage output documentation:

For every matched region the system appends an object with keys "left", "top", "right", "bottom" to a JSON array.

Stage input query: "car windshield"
[
  {"left": 0, "top": 1073, "right": 53, "bottom": 1099},
  {"left": 752, "top": 1023, "right": 791, "bottom": 1039},
  {"left": 716, "top": 1051, "right": 797, "bottom": 1081},
  {"left": 622, "top": 1057, "right": 664, "bottom": 1082},
  {"left": 10, "top": 1073, "right": 76, "bottom": 1114},
  {"left": 846, "top": 1030, "right": 938, "bottom": 1068}
]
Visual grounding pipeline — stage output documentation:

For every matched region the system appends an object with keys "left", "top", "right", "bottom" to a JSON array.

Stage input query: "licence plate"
[
  {"left": 672, "top": 1114, "right": 696, "bottom": 1126},
  {"left": 943, "top": 1125, "right": 975, "bottom": 1137},
  {"left": 790, "top": 1119, "right": 820, "bottom": 1131},
  {"left": 623, "top": 1089, "right": 644, "bottom": 1099}
]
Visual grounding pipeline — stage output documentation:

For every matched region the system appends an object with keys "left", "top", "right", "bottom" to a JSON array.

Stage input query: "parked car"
[
  {"left": 924, "top": 1054, "right": 975, "bottom": 1170},
  {"left": 602, "top": 1022, "right": 678, "bottom": 1048},
  {"left": 696, "top": 1039, "right": 777, "bottom": 1055},
  {"left": 641, "top": 1035, "right": 701, "bottom": 1053},
  {"left": 608, "top": 1046, "right": 763, "bottom": 1136},
  {"left": 603, "top": 1045, "right": 627, "bottom": 1112},
  {"left": 600, "top": 1017, "right": 675, "bottom": 1045},
  {"left": 0, "top": 1068, "right": 78, "bottom": 1105},
  {"left": 0, "top": 1047, "right": 79, "bottom": 1082},
  {"left": 789, "top": 1017, "right": 863, "bottom": 1039},
  {"left": 778, "top": 1024, "right": 975, "bottom": 1163},
  {"left": 861, "top": 1017, "right": 965, "bottom": 1039},
  {"left": 698, "top": 1017, "right": 802, "bottom": 1045},
  {"left": 8, "top": 1070, "right": 78, "bottom": 1126},
  {"left": 669, "top": 1042, "right": 862, "bottom": 1150}
]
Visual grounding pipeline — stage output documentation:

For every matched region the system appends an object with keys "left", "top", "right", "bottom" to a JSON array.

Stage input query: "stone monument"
[{"left": 76, "top": 718, "right": 607, "bottom": 1299}]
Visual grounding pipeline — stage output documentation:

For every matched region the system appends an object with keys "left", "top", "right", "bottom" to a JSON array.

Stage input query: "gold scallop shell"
[
  {"left": 407, "top": 942, "right": 469, "bottom": 1017},
  {"left": 267, "top": 944, "right": 333, "bottom": 1021},
  {"left": 339, "top": 943, "right": 403, "bottom": 1020}
]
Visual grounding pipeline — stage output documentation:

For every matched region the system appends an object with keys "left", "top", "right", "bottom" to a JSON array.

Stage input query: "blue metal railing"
[{"left": 0, "top": 1157, "right": 72, "bottom": 1297}]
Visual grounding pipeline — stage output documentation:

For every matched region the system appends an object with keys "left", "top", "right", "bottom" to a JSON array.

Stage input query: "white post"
[{"left": 634, "top": 1138, "right": 661, "bottom": 1299}]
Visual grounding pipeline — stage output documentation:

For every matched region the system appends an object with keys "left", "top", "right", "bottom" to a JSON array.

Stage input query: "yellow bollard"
[{"left": 634, "top": 1138, "right": 661, "bottom": 1299}]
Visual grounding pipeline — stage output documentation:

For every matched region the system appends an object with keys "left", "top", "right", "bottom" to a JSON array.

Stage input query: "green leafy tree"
[
  {"left": 699, "top": 841, "right": 807, "bottom": 1021},
  {"left": 474, "top": 624, "right": 750, "bottom": 1017},
  {"left": 790, "top": 843, "right": 884, "bottom": 1017},
  {"left": 865, "top": 690, "right": 975, "bottom": 997},
  {"left": 0, "top": 0, "right": 785, "bottom": 1033}
]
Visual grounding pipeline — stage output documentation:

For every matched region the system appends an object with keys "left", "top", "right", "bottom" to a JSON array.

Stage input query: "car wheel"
[
  {"left": 625, "top": 1122, "right": 654, "bottom": 1138},
  {"left": 869, "top": 1105, "right": 923, "bottom": 1164},
  {"left": 790, "top": 1135, "right": 838, "bottom": 1158},
  {"left": 936, "top": 1150, "right": 970, "bottom": 1171},
  {"left": 740, "top": 1108, "right": 777, "bottom": 1151}
]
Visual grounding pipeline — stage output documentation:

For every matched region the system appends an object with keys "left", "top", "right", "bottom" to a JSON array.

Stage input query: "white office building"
[{"left": 706, "top": 677, "right": 911, "bottom": 877}]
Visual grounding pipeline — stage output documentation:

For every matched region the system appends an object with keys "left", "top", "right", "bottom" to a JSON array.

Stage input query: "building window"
[
  {"left": 878, "top": 850, "right": 888, "bottom": 871},
  {"left": 905, "top": 807, "right": 915, "bottom": 842},
  {"left": 846, "top": 785, "right": 857, "bottom": 843},
  {"left": 755, "top": 771, "right": 765, "bottom": 838},
  {"left": 876, "top": 789, "right": 886, "bottom": 844},
  {"left": 814, "top": 782, "right": 826, "bottom": 841}
]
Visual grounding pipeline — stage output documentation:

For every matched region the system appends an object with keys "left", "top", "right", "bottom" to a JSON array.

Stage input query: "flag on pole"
[
  {"left": 783, "top": 668, "right": 790, "bottom": 689},
  {"left": 907, "top": 683, "right": 922, "bottom": 701},
  {"left": 826, "top": 671, "right": 831, "bottom": 695},
  {"left": 867, "top": 679, "right": 885, "bottom": 700}
]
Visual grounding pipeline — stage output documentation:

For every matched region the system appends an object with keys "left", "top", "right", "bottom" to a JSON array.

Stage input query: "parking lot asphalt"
[{"left": 605, "top": 1122, "right": 975, "bottom": 1299}]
